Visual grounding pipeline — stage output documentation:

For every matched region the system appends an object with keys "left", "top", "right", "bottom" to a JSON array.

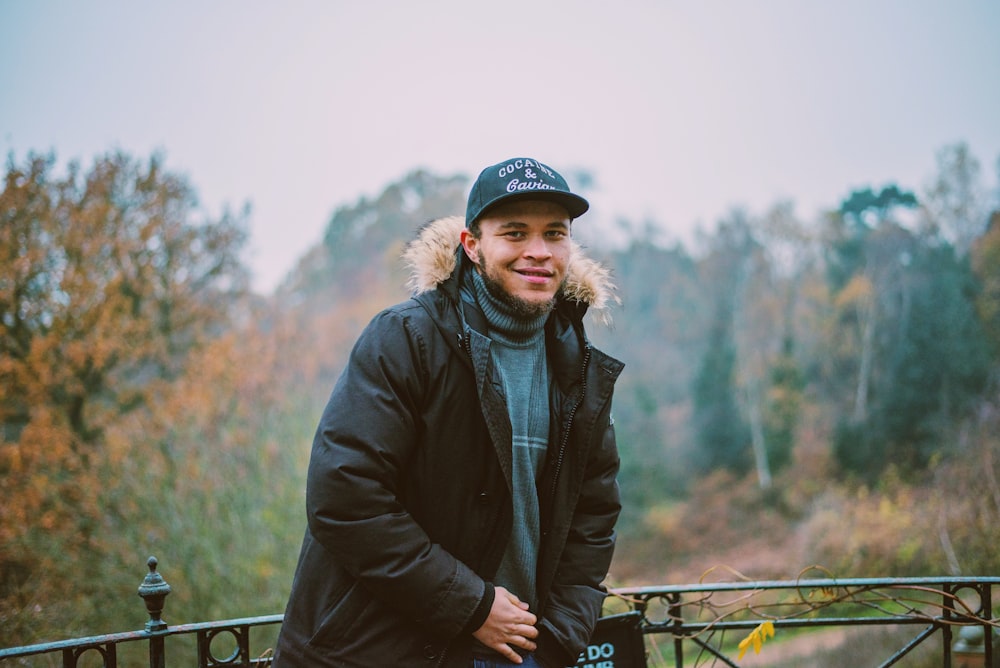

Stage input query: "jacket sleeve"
[
  {"left": 537, "top": 415, "right": 622, "bottom": 668},
  {"left": 304, "top": 308, "right": 487, "bottom": 638}
]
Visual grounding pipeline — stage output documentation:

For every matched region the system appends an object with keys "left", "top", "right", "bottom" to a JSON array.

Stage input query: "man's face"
[{"left": 461, "top": 200, "right": 572, "bottom": 318}]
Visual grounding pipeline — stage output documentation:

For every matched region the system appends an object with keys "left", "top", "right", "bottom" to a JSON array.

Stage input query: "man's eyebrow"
[{"left": 495, "top": 220, "right": 569, "bottom": 229}]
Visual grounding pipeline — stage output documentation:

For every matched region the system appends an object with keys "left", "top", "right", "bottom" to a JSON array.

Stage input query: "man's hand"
[{"left": 472, "top": 586, "right": 539, "bottom": 664}]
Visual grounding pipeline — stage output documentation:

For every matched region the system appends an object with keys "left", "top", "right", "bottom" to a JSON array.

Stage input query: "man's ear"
[{"left": 460, "top": 228, "right": 480, "bottom": 265}]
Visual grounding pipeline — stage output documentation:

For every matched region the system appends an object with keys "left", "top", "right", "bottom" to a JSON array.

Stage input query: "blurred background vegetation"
[{"left": 2, "top": 142, "right": 999, "bottom": 648}]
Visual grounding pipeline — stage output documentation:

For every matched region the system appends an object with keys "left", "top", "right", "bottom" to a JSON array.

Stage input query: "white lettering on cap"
[
  {"left": 497, "top": 158, "right": 552, "bottom": 180},
  {"left": 506, "top": 178, "right": 556, "bottom": 193}
]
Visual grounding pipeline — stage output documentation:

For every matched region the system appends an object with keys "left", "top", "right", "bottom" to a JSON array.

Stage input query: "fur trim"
[
  {"left": 403, "top": 216, "right": 465, "bottom": 295},
  {"left": 402, "top": 216, "right": 618, "bottom": 324}
]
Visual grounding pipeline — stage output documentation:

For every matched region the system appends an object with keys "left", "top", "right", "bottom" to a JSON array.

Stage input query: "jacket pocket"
[{"left": 308, "top": 579, "right": 371, "bottom": 649}]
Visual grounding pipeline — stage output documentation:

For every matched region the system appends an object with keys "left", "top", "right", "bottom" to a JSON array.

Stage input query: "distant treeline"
[{"left": 1, "top": 144, "right": 998, "bottom": 647}]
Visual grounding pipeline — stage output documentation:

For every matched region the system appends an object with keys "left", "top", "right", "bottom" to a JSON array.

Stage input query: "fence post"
[{"left": 137, "top": 556, "right": 171, "bottom": 668}]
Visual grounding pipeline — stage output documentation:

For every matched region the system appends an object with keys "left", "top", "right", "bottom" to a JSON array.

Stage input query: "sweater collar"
[{"left": 471, "top": 268, "right": 548, "bottom": 344}]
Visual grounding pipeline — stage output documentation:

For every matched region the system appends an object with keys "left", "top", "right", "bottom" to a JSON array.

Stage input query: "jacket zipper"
[{"left": 549, "top": 344, "right": 591, "bottom": 501}]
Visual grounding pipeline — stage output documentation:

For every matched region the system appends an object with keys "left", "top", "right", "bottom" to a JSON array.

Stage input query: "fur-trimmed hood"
[{"left": 401, "top": 216, "right": 618, "bottom": 324}]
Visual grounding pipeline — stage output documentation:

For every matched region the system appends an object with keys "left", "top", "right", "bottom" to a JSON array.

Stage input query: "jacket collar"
[{"left": 401, "top": 216, "right": 618, "bottom": 326}]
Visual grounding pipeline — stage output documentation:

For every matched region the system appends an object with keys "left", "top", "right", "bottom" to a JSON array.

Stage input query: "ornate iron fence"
[
  {"left": 607, "top": 573, "right": 1000, "bottom": 667},
  {"left": 0, "top": 557, "right": 282, "bottom": 668},
  {"left": 1, "top": 558, "right": 998, "bottom": 667}
]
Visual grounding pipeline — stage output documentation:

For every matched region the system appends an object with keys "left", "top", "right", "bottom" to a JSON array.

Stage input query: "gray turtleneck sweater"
[{"left": 471, "top": 270, "right": 550, "bottom": 612}]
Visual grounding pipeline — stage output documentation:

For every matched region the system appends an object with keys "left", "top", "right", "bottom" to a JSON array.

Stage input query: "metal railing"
[
  {"left": 607, "top": 574, "right": 1000, "bottom": 667},
  {"left": 1, "top": 558, "right": 998, "bottom": 667},
  {"left": 0, "top": 557, "right": 282, "bottom": 667}
]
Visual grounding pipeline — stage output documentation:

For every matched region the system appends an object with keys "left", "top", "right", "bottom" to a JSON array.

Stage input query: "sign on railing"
[{"left": 573, "top": 612, "right": 645, "bottom": 668}]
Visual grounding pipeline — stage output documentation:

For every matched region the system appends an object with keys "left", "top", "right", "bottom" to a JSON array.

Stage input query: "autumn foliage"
[
  {"left": 1, "top": 144, "right": 1000, "bottom": 654},
  {"left": 0, "top": 152, "right": 270, "bottom": 639}
]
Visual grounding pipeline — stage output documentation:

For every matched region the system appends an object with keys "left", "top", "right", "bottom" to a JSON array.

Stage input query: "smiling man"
[{"left": 273, "top": 158, "right": 624, "bottom": 668}]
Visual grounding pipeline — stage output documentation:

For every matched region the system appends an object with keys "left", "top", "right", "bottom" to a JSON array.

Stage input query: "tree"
[
  {"left": 826, "top": 186, "right": 920, "bottom": 478},
  {"left": 876, "top": 244, "right": 991, "bottom": 469},
  {"left": 0, "top": 151, "right": 249, "bottom": 628},
  {"left": 971, "top": 211, "right": 1000, "bottom": 358},
  {"left": 828, "top": 185, "right": 919, "bottom": 426},
  {"left": 690, "top": 212, "right": 755, "bottom": 475},
  {"left": 923, "top": 142, "right": 989, "bottom": 256},
  {"left": 692, "top": 307, "right": 750, "bottom": 474},
  {"left": 754, "top": 203, "right": 813, "bottom": 478},
  {"left": 763, "top": 331, "right": 803, "bottom": 474}
]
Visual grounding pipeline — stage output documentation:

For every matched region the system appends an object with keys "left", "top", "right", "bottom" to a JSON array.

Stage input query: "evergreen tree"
[
  {"left": 878, "top": 244, "right": 991, "bottom": 469},
  {"left": 691, "top": 306, "right": 751, "bottom": 474}
]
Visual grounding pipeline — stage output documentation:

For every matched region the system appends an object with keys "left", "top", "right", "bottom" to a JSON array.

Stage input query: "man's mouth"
[{"left": 516, "top": 268, "right": 554, "bottom": 284}]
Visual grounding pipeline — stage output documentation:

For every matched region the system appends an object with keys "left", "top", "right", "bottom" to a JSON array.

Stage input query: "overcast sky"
[{"left": 2, "top": 1, "right": 999, "bottom": 292}]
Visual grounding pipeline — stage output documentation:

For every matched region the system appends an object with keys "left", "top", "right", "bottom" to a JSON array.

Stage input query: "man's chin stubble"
[{"left": 479, "top": 267, "right": 559, "bottom": 319}]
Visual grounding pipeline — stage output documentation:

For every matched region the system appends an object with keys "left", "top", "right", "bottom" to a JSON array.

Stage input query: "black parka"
[{"left": 273, "top": 217, "right": 624, "bottom": 667}]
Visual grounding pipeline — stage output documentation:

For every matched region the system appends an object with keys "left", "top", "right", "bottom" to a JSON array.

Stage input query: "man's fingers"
[
  {"left": 511, "top": 609, "right": 537, "bottom": 626},
  {"left": 473, "top": 585, "right": 539, "bottom": 662},
  {"left": 501, "top": 588, "right": 530, "bottom": 609},
  {"left": 498, "top": 644, "right": 523, "bottom": 664},
  {"left": 512, "top": 636, "right": 538, "bottom": 652},
  {"left": 509, "top": 623, "right": 538, "bottom": 639}
]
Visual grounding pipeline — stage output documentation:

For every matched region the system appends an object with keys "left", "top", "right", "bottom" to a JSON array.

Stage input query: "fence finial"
[{"left": 137, "top": 556, "right": 171, "bottom": 632}]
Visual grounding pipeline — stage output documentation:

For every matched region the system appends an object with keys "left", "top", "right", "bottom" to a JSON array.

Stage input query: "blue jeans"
[{"left": 472, "top": 655, "right": 544, "bottom": 668}]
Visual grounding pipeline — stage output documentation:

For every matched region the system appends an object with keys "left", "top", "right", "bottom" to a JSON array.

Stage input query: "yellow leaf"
[
  {"left": 737, "top": 636, "right": 751, "bottom": 660},
  {"left": 737, "top": 621, "right": 775, "bottom": 659}
]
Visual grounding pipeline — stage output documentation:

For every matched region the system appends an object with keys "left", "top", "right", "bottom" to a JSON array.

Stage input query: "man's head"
[{"left": 460, "top": 158, "right": 588, "bottom": 317}]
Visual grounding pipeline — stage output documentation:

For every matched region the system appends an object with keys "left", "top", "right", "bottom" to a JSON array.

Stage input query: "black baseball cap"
[{"left": 465, "top": 157, "right": 590, "bottom": 227}]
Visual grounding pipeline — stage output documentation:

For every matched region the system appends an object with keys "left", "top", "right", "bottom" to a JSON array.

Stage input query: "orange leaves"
[
  {"left": 1, "top": 151, "right": 252, "bottom": 627},
  {"left": 2, "top": 150, "right": 249, "bottom": 431}
]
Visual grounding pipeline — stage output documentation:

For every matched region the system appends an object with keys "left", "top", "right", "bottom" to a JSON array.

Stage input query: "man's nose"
[{"left": 523, "top": 235, "right": 553, "bottom": 258}]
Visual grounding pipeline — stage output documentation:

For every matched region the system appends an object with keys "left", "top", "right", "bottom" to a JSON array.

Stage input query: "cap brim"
[{"left": 476, "top": 190, "right": 590, "bottom": 221}]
